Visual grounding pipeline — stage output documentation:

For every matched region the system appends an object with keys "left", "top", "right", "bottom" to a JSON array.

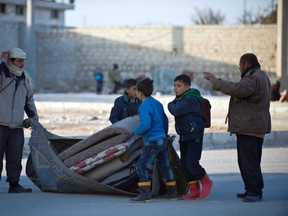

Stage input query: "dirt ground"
[
  {"left": 25, "top": 107, "right": 229, "bottom": 138},
  {"left": 23, "top": 94, "right": 288, "bottom": 138},
  {"left": 30, "top": 110, "right": 111, "bottom": 137}
]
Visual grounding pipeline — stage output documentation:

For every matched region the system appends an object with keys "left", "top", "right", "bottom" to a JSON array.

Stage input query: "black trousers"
[
  {"left": 96, "top": 80, "right": 103, "bottom": 94},
  {"left": 179, "top": 138, "right": 206, "bottom": 181},
  {"left": 112, "top": 81, "right": 122, "bottom": 93},
  {"left": 0, "top": 125, "right": 24, "bottom": 183},
  {"left": 236, "top": 134, "right": 264, "bottom": 196}
]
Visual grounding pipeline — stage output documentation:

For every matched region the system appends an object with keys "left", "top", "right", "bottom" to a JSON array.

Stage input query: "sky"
[{"left": 65, "top": 0, "right": 272, "bottom": 27}]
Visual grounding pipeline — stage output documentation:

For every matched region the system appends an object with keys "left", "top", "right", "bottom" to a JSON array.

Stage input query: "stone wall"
[
  {"left": 0, "top": 22, "right": 280, "bottom": 93},
  {"left": 35, "top": 25, "right": 278, "bottom": 93}
]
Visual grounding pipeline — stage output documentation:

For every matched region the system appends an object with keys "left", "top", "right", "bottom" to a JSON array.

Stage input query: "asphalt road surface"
[{"left": 1, "top": 148, "right": 287, "bottom": 216}]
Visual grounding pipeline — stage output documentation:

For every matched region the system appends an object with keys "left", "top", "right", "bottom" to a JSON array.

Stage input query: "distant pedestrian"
[
  {"left": 204, "top": 53, "right": 271, "bottom": 202},
  {"left": 108, "top": 63, "right": 123, "bottom": 94},
  {"left": 94, "top": 68, "right": 103, "bottom": 94},
  {"left": 270, "top": 80, "right": 288, "bottom": 102},
  {"left": 0, "top": 48, "right": 39, "bottom": 193},
  {"left": 270, "top": 80, "right": 281, "bottom": 101},
  {"left": 168, "top": 74, "right": 213, "bottom": 200},
  {"left": 279, "top": 89, "right": 288, "bottom": 102},
  {"left": 131, "top": 78, "right": 178, "bottom": 203},
  {"left": 109, "top": 78, "right": 142, "bottom": 124}
]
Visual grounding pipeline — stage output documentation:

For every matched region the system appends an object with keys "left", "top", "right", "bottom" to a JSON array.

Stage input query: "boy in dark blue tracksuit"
[
  {"left": 168, "top": 74, "right": 212, "bottom": 200},
  {"left": 109, "top": 79, "right": 142, "bottom": 124}
]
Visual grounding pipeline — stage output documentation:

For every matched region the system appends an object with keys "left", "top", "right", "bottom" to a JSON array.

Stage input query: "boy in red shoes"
[{"left": 168, "top": 74, "right": 212, "bottom": 200}]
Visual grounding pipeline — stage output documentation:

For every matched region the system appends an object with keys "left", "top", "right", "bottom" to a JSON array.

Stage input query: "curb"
[{"left": 172, "top": 131, "right": 288, "bottom": 150}]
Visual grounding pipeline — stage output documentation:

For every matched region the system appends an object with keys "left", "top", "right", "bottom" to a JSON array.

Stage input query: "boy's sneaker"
[
  {"left": 163, "top": 185, "right": 178, "bottom": 201},
  {"left": 9, "top": 184, "right": 32, "bottom": 193}
]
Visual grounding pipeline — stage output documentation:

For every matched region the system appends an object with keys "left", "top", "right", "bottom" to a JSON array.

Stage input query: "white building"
[{"left": 0, "top": 0, "right": 74, "bottom": 28}]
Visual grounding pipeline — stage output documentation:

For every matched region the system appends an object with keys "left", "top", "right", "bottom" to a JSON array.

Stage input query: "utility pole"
[
  {"left": 277, "top": 0, "right": 288, "bottom": 90},
  {"left": 26, "top": 0, "right": 36, "bottom": 84}
]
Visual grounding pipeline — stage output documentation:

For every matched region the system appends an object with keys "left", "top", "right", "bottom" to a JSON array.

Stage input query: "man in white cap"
[{"left": 0, "top": 48, "right": 39, "bottom": 193}]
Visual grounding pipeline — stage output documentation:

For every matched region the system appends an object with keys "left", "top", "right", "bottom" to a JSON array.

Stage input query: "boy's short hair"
[
  {"left": 174, "top": 74, "right": 191, "bottom": 86},
  {"left": 137, "top": 78, "right": 153, "bottom": 97},
  {"left": 124, "top": 79, "right": 137, "bottom": 88}
]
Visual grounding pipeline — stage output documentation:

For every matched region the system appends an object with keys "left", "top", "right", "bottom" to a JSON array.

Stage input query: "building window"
[
  {"left": 51, "top": 10, "right": 59, "bottom": 19},
  {"left": 15, "top": 5, "right": 24, "bottom": 16},
  {"left": 0, "top": 4, "right": 6, "bottom": 14}
]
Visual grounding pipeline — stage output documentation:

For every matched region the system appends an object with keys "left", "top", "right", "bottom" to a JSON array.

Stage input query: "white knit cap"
[{"left": 8, "top": 47, "right": 26, "bottom": 60}]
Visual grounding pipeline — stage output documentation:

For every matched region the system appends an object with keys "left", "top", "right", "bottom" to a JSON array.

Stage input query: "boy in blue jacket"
[
  {"left": 131, "top": 78, "right": 177, "bottom": 203},
  {"left": 168, "top": 74, "right": 212, "bottom": 200}
]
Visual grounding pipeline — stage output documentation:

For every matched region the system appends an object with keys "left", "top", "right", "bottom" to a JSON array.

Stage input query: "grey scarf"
[{"left": 6, "top": 60, "right": 33, "bottom": 91}]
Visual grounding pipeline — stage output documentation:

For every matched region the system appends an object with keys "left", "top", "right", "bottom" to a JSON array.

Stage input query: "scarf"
[
  {"left": 123, "top": 91, "right": 139, "bottom": 103},
  {"left": 6, "top": 60, "right": 33, "bottom": 91}
]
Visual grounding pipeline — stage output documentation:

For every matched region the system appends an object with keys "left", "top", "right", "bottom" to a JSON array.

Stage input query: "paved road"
[{"left": 1, "top": 148, "right": 287, "bottom": 216}]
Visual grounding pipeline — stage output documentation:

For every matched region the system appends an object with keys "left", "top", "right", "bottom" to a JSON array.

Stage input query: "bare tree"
[
  {"left": 238, "top": 0, "right": 259, "bottom": 24},
  {"left": 238, "top": 0, "right": 277, "bottom": 24},
  {"left": 259, "top": 0, "right": 277, "bottom": 24},
  {"left": 191, "top": 8, "right": 225, "bottom": 25}
]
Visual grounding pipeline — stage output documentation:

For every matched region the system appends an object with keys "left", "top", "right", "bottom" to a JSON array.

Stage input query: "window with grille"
[
  {"left": 51, "top": 10, "right": 59, "bottom": 19},
  {"left": 15, "top": 5, "right": 24, "bottom": 16},
  {"left": 0, "top": 4, "right": 6, "bottom": 14}
]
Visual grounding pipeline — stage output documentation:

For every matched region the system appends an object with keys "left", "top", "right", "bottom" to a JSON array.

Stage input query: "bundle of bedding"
[{"left": 25, "top": 116, "right": 187, "bottom": 195}]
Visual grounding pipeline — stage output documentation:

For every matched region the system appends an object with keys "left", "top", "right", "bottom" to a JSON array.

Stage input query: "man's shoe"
[
  {"left": 243, "top": 195, "right": 262, "bottom": 202},
  {"left": 9, "top": 185, "right": 32, "bottom": 193},
  {"left": 236, "top": 191, "right": 248, "bottom": 198}
]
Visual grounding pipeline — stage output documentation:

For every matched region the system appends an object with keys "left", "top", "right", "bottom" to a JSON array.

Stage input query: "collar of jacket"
[
  {"left": 241, "top": 62, "right": 261, "bottom": 78},
  {"left": 123, "top": 91, "right": 139, "bottom": 103}
]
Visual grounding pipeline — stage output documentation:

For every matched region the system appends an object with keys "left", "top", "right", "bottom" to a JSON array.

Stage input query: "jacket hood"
[{"left": 183, "top": 88, "right": 202, "bottom": 100}]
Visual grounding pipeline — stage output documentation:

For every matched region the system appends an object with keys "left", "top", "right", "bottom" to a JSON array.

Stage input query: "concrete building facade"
[{"left": 0, "top": 0, "right": 74, "bottom": 27}]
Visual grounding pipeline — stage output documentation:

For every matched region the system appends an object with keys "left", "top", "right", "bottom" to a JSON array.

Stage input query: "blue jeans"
[{"left": 136, "top": 138, "right": 174, "bottom": 182}]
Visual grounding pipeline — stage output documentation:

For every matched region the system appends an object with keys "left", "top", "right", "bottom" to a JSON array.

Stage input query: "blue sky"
[{"left": 66, "top": 0, "right": 272, "bottom": 27}]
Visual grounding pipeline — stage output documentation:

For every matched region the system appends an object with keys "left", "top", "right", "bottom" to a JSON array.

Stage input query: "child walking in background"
[
  {"left": 131, "top": 78, "right": 178, "bottom": 203},
  {"left": 168, "top": 74, "right": 212, "bottom": 200}
]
